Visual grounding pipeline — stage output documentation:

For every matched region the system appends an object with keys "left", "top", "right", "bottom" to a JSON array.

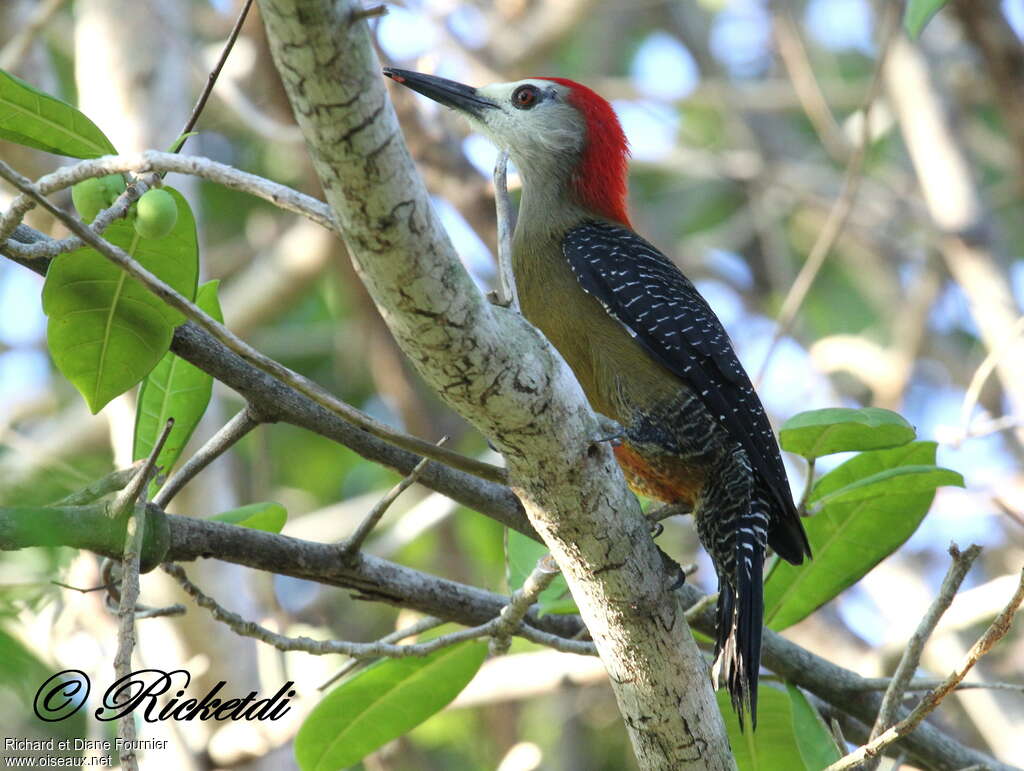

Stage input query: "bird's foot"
[
  {"left": 645, "top": 503, "right": 690, "bottom": 539},
  {"left": 656, "top": 546, "right": 687, "bottom": 590},
  {"left": 487, "top": 289, "right": 514, "bottom": 308},
  {"left": 592, "top": 414, "right": 625, "bottom": 447}
]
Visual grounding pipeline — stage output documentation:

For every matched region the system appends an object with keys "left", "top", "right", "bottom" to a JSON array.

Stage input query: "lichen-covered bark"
[{"left": 255, "top": 1, "right": 734, "bottom": 768}]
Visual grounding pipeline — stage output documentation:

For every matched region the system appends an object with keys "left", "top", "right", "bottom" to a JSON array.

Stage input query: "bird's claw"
[
  {"left": 657, "top": 546, "right": 686, "bottom": 590},
  {"left": 487, "top": 289, "right": 513, "bottom": 308},
  {"left": 593, "top": 414, "right": 625, "bottom": 447}
]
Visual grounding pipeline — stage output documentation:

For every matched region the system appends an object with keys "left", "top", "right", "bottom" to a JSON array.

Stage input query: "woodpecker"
[{"left": 384, "top": 68, "right": 811, "bottom": 726}]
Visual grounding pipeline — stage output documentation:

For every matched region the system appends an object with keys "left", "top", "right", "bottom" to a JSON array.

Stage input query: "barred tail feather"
[{"left": 712, "top": 512, "right": 767, "bottom": 730}]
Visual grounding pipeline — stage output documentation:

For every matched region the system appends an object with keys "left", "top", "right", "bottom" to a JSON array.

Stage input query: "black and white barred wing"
[{"left": 562, "top": 221, "right": 807, "bottom": 561}]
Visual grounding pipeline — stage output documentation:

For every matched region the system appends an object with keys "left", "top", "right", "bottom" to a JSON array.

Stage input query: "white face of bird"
[
  {"left": 383, "top": 69, "right": 586, "bottom": 173},
  {"left": 470, "top": 79, "right": 585, "bottom": 162}
]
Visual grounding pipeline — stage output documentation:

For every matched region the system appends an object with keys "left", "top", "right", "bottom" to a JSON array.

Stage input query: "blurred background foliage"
[{"left": 0, "top": 0, "right": 1022, "bottom": 768}]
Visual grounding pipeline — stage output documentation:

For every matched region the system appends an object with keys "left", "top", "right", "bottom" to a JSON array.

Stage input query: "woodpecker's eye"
[{"left": 511, "top": 85, "right": 540, "bottom": 110}]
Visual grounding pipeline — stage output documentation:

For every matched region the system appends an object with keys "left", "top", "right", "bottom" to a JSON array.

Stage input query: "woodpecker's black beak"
[{"left": 383, "top": 68, "right": 497, "bottom": 118}]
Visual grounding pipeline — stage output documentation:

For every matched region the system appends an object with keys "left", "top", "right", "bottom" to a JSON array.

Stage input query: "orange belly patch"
[{"left": 613, "top": 441, "right": 703, "bottom": 505}]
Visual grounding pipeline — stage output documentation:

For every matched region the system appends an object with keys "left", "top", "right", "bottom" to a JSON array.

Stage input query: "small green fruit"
[
  {"left": 101, "top": 173, "right": 126, "bottom": 202},
  {"left": 71, "top": 177, "right": 107, "bottom": 223},
  {"left": 71, "top": 174, "right": 127, "bottom": 223},
  {"left": 133, "top": 188, "right": 178, "bottom": 239}
]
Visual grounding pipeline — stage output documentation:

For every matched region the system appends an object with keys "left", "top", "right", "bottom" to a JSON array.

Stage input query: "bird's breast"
[{"left": 512, "top": 237, "right": 701, "bottom": 424}]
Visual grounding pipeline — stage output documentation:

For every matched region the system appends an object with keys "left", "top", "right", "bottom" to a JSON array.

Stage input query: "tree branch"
[
  {"left": 339, "top": 445, "right": 440, "bottom": 558},
  {"left": 171, "top": 0, "right": 254, "bottom": 155},
  {"left": 0, "top": 151, "right": 334, "bottom": 249},
  {"left": 162, "top": 560, "right": 585, "bottom": 659},
  {"left": 0, "top": 502, "right": 579, "bottom": 637},
  {"left": 489, "top": 149, "right": 518, "bottom": 310},
  {"left": 865, "top": 544, "right": 982, "bottom": 770},
  {"left": 825, "top": 567, "right": 1024, "bottom": 771},
  {"left": 110, "top": 418, "right": 173, "bottom": 771},
  {"left": 53, "top": 462, "right": 143, "bottom": 505},
  {"left": 153, "top": 407, "right": 260, "bottom": 508}
]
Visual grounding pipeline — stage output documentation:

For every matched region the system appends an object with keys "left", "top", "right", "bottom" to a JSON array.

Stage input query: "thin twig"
[
  {"left": 0, "top": 159, "right": 506, "bottom": 485},
  {"left": 0, "top": 0, "right": 68, "bottom": 71},
  {"left": 761, "top": 671, "right": 1024, "bottom": 694},
  {"left": 0, "top": 163, "right": 145, "bottom": 245},
  {"left": 490, "top": 554, "right": 560, "bottom": 655},
  {"left": 756, "top": 2, "right": 900, "bottom": 385},
  {"left": 109, "top": 420, "right": 174, "bottom": 518},
  {"left": 956, "top": 414, "right": 1024, "bottom": 444},
  {"left": 993, "top": 496, "right": 1024, "bottom": 530},
  {"left": 772, "top": 7, "right": 849, "bottom": 162},
  {"left": 318, "top": 615, "right": 446, "bottom": 691},
  {"left": 864, "top": 544, "right": 982, "bottom": 770},
  {"left": 53, "top": 462, "right": 143, "bottom": 506},
  {"left": 348, "top": 3, "right": 388, "bottom": 25},
  {"left": 825, "top": 566, "right": 1024, "bottom": 771},
  {"left": 171, "top": 0, "right": 254, "bottom": 155},
  {"left": 489, "top": 150, "right": 519, "bottom": 311},
  {"left": 163, "top": 560, "right": 592, "bottom": 659},
  {"left": 51, "top": 580, "right": 115, "bottom": 594},
  {"left": 646, "top": 502, "right": 692, "bottom": 523},
  {"left": 830, "top": 718, "right": 848, "bottom": 754},
  {"left": 0, "top": 151, "right": 334, "bottom": 249},
  {"left": 112, "top": 561, "right": 142, "bottom": 771},
  {"left": 153, "top": 407, "right": 261, "bottom": 508},
  {"left": 110, "top": 419, "right": 173, "bottom": 771},
  {"left": 839, "top": 678, "right": 1024, "bottom": 694},
  {"left": 133, "top": 602, "right": 187, "bottom": 619},
  {"left": 957, "top": 315, "right": 1024, "bottom": 443},
  {"left": 339, "top": 441, "right": 444, "bottom": 558},
  {"left": 797, "top": 457, "right": 816, "bottom": 516}
]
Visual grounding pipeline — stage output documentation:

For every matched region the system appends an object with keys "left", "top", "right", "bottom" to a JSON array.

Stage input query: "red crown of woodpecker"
[{"left": 537, "top": 78, "right": 631, "bottom": 227}]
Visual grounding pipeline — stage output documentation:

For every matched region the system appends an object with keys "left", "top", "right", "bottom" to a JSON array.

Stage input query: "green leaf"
[
  {"left": 506, "top": 528, "right": 576, "bottom": 616},
  {"left": 786, "top": 683, "right": 842, "bottom": 769},
  {"left": 0, "top": 625, "right": 53, "bottom": 703},
  {"left": 779, "top": 407, "right": 915, "bottom": 460},
  {"left": 904, "top": 0, "right": 949, "bottom": 39},
  {"left": 808, "top": 442, "right": 958, "bottom": 503},
  {"left": 0, "top": 582, "right": 56, "bottom": 618},
  {"left": 764, "top": 442, "right": 955, "bottom": 630},
  {"left": 716, "top": 685, "right": 809, "bottom": 771},
  {"left": 211, "top": 502, "right": 287, "bottom": 533},
  {"left": 0, "top": 68, "right": 116, "bottom": 158},
  {"left": 133, "top": 281, "right": 221, "bottom": 481},
  {"left": 810, "top": 464, "right": 963, "bottom": 508},
  {"left": 295, "top": 640, "right": 487, "bottom": 771},
  {"left": 42, "top": 187, "right": 198, "bottom": 413}
]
